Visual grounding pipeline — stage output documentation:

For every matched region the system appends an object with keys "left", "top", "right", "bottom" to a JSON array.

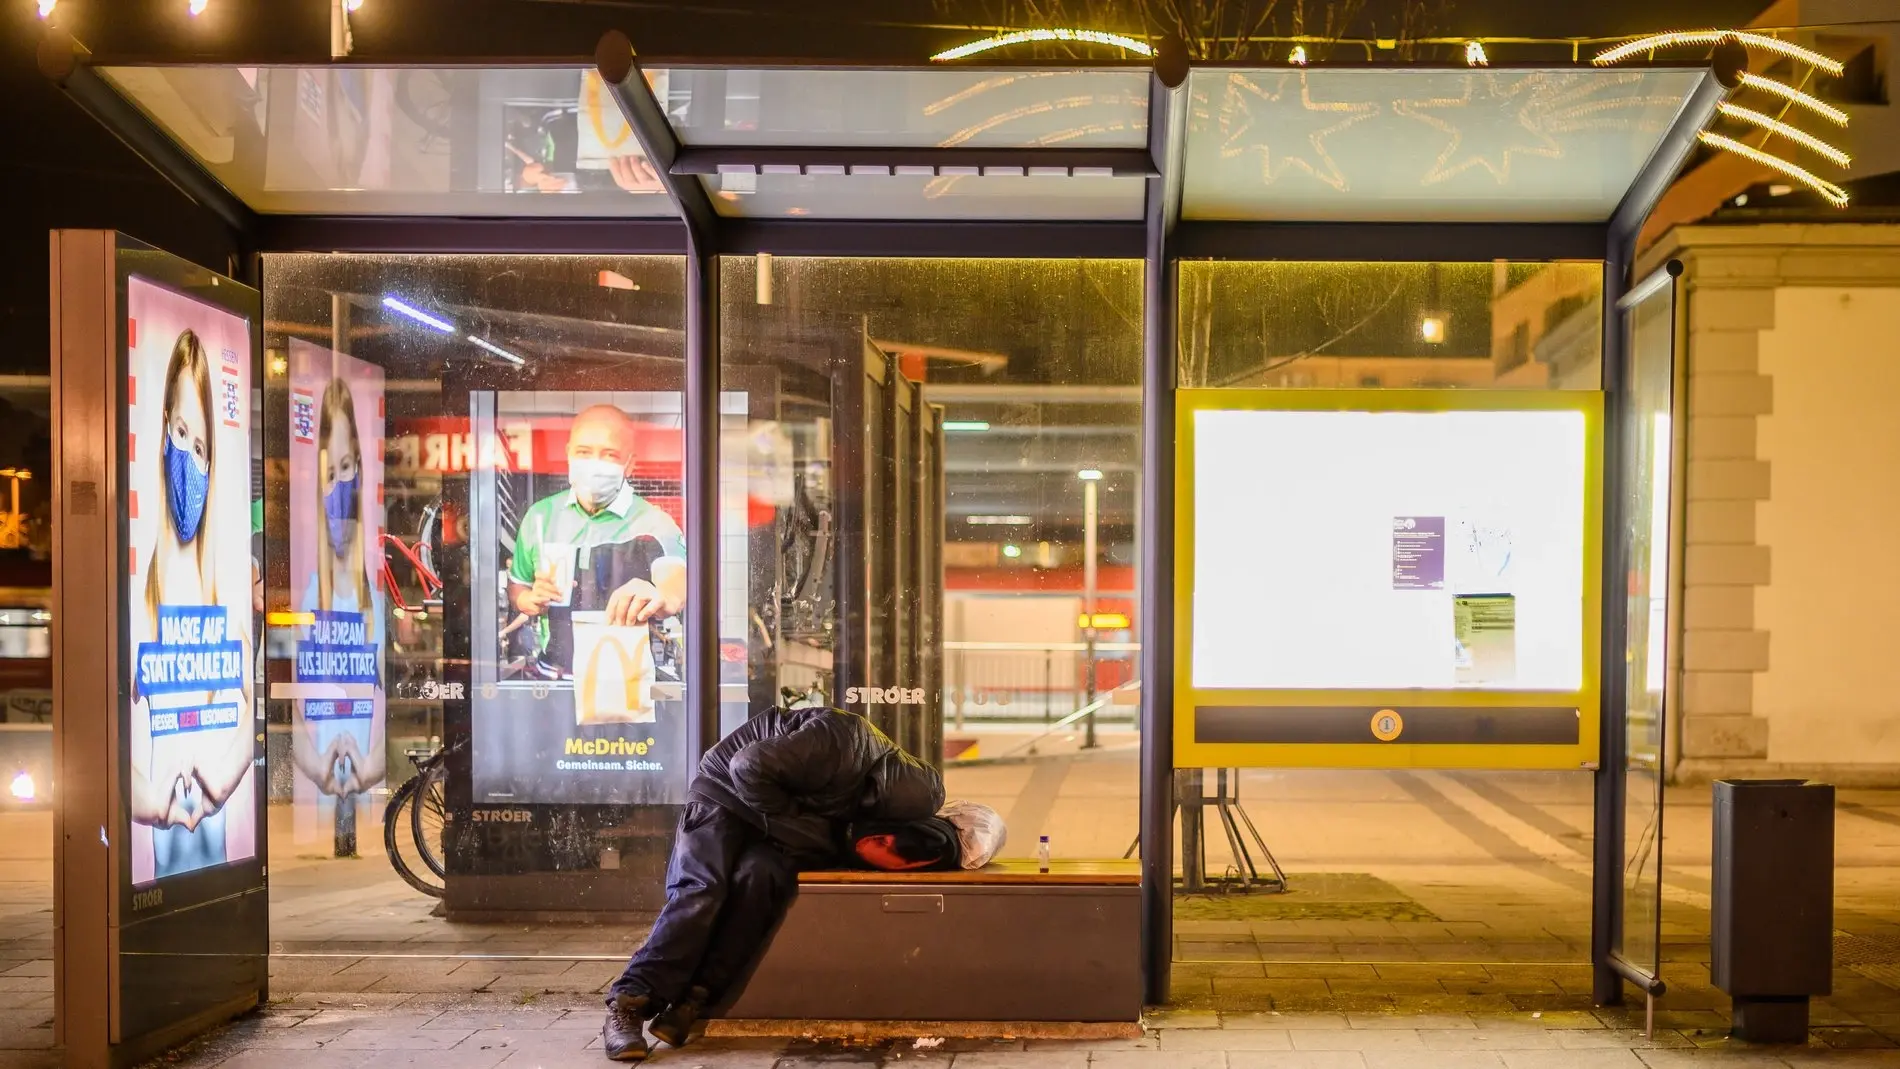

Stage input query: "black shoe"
[
  {"left": 649, "top": 986, "right": 707, "bottom": 1048},
  {"left": 603, "top": 994, "right": 653, "bottom": 1062}
]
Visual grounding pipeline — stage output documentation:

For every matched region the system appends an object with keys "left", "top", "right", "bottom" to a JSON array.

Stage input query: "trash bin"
[{"left": 1711, "top": 778, "right": 1835, "bottom": 1043}]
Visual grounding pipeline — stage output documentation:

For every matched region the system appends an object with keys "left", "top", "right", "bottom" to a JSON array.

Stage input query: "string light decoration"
[
  {"left": 1595, "top": 29, "right": 1852, "bottom": 207},
  {"left": 1699, "top": 132, "right": 1848, "bottom": 206},
  {"left": 931, "top": 28, "right": 1153, "bottom": 61},
  {"left": 1737, "top": 72, "right": 1848, "bottom": 126},
  {"left": 1718, "top": 102, "right": 1851, "bottom": 167},
  {"left": 1593, "top": 30, "right": 1844, "bottom": 76}
]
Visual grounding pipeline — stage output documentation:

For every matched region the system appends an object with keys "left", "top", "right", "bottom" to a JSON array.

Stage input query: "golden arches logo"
[{"left": 576, "top": 628, "right": 654, "bottom": 726}]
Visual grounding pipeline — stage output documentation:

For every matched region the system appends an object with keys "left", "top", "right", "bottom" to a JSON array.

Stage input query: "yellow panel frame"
[{"left": 1174, "top": 388, "right": 1604, "bottom": 772}]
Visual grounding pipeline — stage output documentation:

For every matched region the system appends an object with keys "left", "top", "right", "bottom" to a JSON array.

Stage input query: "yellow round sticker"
[{"left": 1371, "top": 709, "right": 1404, "bottom": 742}]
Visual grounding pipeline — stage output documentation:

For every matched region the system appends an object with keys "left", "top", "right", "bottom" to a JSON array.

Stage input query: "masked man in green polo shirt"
[{"left": 508, "top": 405, "right": 688, "bottom": 675}]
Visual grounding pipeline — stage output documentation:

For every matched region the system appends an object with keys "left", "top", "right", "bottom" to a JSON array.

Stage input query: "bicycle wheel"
[
  {"left": 410, "top": 760, "right": 448, "bottom": 879},
  {"left": 384, "top": 776, "right": 444, "bottom": 898}
]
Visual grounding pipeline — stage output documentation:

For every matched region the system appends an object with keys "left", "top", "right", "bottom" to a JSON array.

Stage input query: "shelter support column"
[
  {"left": 1594, "top": 244, "right": 1633, "bottom": 1007},
  {"left": 1140, "top": 41, "right": 1190, "bottom": 1007},
  {"left": 597, "top": 28, "right": 724, "bottom": 760}
]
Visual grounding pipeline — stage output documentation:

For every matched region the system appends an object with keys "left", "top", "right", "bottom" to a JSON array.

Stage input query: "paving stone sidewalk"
[{"left": 0, "top": 994, "right": 1851, "bottom": 1069}]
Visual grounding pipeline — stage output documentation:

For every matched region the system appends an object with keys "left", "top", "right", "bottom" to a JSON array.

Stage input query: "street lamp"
[{"left": 1078, "top": 469, "right": 1103, "bottom": 749}]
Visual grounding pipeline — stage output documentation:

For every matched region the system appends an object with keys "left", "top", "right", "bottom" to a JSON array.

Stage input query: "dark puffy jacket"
[{"left": 688, "top": 707, "right": 944, "bottom": 858}]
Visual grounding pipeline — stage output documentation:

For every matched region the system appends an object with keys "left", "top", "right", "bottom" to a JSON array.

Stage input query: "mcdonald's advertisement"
[
  {"left": 124, "top": 275, "right": 258, "bottom": 886},
  {"left": 285, "top": 339, "right": 387, "bottom": 842},
  {"left": 468, "top": 393, "right": 694, "bottom": 807}
]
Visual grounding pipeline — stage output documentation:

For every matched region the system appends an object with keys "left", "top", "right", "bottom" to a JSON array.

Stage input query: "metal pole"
[
  {"left": 684, "top": 235, "right": 720, "bottom": 760},
  {"left": 1140, "top": 40, "right": 1191, "bottom": 1007},
  {"left": 596, "top": 29, "right": 723, "bottom": 759},
  {"left": 954, "top": 647, "right": 965, "bottom": 732},
  {"left": 1180, "top": 769, "right": 1204, "bottom": 893},
  {"left": 1083, "top": 476, "right": 1099, "bottom": 749},
  {"left": 1593, "top": 240, "right": 1633, "bottom": 1008},
  {"left": 1044, "top": 648, "right": 1053, "bottom": 725}
]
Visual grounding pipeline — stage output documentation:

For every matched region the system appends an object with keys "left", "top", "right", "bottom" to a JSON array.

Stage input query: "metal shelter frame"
[{"left": 38, "top": 4, "right": 1739, "bottom": 1008}]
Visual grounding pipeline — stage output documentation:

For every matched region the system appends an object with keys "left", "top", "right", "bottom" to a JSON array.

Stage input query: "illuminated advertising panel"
[
  {"left": 467, "top": 391, "right": 746, "bottom": 806},
  {"left": 125, "top": 274, "right": 259, "bottom": 885},
  {"left": 96, "top": 239, "right": 267, "bottom": 1049},
  {"left": 1176, "top": 390, "right": 1602, "bottom": 770}
]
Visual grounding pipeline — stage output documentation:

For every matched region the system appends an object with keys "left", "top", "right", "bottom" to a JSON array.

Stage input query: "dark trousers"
[{"left": 608, "top": 801, "right": 798, "bottom": 1007}]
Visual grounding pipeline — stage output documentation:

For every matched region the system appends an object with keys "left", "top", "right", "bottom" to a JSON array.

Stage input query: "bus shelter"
[{"left": 39, "top": 5, "right": 1739, "bottom": 1063}]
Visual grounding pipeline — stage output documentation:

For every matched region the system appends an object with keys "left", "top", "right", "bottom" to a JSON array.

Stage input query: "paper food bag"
[{"left": 572, "top": 611, "right": 656, "bottom": 725}]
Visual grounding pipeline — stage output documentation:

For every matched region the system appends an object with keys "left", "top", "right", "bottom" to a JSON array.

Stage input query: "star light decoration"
[
  {"left": 1394, "top": 71, "right": 1568, "bottom": 186},
  {"left": 1212, "top": 70, "right": 1380, "bottom": 192},
  {"left": 1592, "top": 30, "right": 1853, "bottom": 207}
]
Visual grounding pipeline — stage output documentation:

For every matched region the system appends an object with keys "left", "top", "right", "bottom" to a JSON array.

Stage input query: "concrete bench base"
[{"left": 716, "top": 862, "right": 1142, "bottom": 1023}]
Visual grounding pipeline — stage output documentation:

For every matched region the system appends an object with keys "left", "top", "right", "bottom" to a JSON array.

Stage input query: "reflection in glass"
[
  {"left": 262, "top": 254, "right": 689, "bottom": 955},
  {"left": 1618, "top": 273, "right": 1678, "bottom": 981},
  {"left": 719, "top": 257, "right": 1142, "bottom": 857},
  {"left": 703, "top": 173, "right": 1147, "bottom": 220},
  {"left": 661, "top": 69, "right": 1149, "bottom": 148},
  {"left": 102, "top": 68, "right": 674, "bottom": 216},
  {"left": 1180, "top": 68, "right": 1707, "bottom": 222},
  {"left": 1179, "top": 261, "right": 1603, "bottom": 390}
]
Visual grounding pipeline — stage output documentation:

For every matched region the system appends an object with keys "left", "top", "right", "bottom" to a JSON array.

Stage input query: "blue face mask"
[
  {"left": 163, "top": 434, "right": 209, "bottom": 544},
  {"left": 324, "top": 475, "right": 359, "bottom": 556}
]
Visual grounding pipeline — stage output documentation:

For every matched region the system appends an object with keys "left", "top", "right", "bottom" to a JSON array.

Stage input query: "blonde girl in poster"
[
  {"left": 290, "top": 378, "right": 386, "bottom": 806},
  {"left": 128, "top": 325, "right": 256, "bottom": 878}
]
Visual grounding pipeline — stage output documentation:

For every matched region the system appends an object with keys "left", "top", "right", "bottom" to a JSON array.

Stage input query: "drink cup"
[{"left": 541, "top": 542, "right": 578, "bottom": 607}]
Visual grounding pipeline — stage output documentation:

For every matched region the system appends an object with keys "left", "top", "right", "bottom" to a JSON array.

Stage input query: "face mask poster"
[
  {"left": 126, "top": 276, "right": 257, "bottom": 885},
  {"left": 286, "top": 339, "right": 387, "bottom": 840}
]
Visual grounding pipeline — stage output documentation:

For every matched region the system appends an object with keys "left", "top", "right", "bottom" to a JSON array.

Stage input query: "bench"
[{"left": 715, "top": 860, "right": 1143, "bottom": 1023}]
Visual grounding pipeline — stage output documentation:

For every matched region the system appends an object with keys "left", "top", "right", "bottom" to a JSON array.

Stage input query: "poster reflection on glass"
[
  {"left": 126, "top": 276, "right": 257, "bottom": 885},
  {"left": 286, "top": 339, "right": 387, "bottom": 842}
]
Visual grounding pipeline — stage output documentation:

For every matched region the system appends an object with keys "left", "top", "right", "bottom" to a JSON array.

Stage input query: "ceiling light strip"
[
  {"left": 1594, "top": 30, "right": 1844, "bottom": 76},
  {"left": 1699, "top": 131, "right": 1849, "bottom": 207},
  {"left": 1718, "top": 102, "right": 1850, "bottom": 167}
]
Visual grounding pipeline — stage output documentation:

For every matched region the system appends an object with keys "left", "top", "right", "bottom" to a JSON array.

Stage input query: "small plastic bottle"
[{"left": 1037, "top": 834, "right": 1051, "bottom": 874}]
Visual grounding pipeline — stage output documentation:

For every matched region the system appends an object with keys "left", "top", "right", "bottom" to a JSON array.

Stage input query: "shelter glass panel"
[
  {"left": 1180, "top": 260, "right": 1604, "bottom": 391},
  {"left": 659, "top": 68, "right": 1150, "bottom": 148},
  {"left": 1616, "top": 270, "right": 1679, "bottom": 983},
  {"left": 259, "top": 253, "right": 693, "bottom": 967},
  {"left": 1180, "top": 68, "right": 1707, "bottom": 222},
  {"left": 1169, "top": 259, "right": 1607, "bottom": 985},
  {"left": 719, "top": 256, "right": 1142, "bottom": 861},
  {"left": 100, "top": 67, "right": 676, "bottom": 216}
]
